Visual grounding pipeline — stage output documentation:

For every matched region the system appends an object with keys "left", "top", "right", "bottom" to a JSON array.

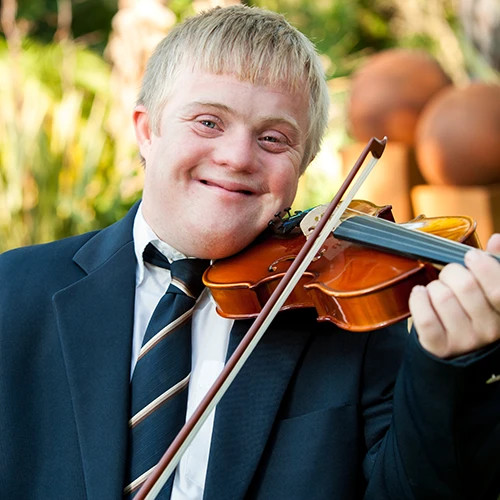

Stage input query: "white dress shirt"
[{"left": 132, "top": 204, "right": 234, "bottom": 499}]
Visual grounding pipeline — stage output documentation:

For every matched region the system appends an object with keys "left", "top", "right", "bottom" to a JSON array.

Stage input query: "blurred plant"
[
  {"left": 249, "top": 0, "right": 396, "bottom": 80},
  {"left": 14, "top": 0, "right": 117, "bottom": 53},
  {"left": 0, "top": 0, "right": 145, "bottom": 253},
  {"left": 0, "top": 37, "right": 143, "bottom": 252},
  {"left": 388, "top": 0, "right": 468, "bottom": 84},
  {"left": 105, "top": 0, "right": 176, "bottom": 146},
  {"left": 459, "top": 0, "right": 500, "bottom": 81}
]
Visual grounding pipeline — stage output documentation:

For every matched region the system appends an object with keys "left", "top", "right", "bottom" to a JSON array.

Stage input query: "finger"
[
  {"left": 438, "top": 262, "right": 498, "bottom": 349},
  {"left": 464, "top": 249, "right": 500, "bottom": 315},
  {"left": 424, "top": 278, "right": 479, "bottom": 357},
  {"left": 485, "top": 233, "right": 500, "bottom": 255},
  {"left": 409, "top": 284, "right": 448, "bottom": 357}
]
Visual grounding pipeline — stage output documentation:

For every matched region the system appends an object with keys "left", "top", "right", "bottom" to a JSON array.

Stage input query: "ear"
[{"left": 133, "top": 105, "right": 154, "bottom": 160}]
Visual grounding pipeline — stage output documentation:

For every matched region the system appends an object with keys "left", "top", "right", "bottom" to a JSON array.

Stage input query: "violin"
[
  {"left": 203, "top": 199, "right": 482, "bottom": 332},
  {"left": 134, "top": 137, "right": 499, "bottom": 499}
]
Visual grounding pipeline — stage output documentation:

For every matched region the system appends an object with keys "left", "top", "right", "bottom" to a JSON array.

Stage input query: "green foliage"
[
  {"left": 14, "top": 0, "right": 117, "bottom": 53},
  {"left": 249, "top": 0, "right": 397, "bottom": 78},
  {"left": 0, "top": 39, "right": 141, "bottom": 252},
  {"left": 169, "top": 0, "right": 197, "bottom": 21}
]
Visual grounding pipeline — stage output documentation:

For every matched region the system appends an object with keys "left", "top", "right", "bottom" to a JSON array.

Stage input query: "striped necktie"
[{"left": 125, "top": 244, "right": 209, "bottom": 498}]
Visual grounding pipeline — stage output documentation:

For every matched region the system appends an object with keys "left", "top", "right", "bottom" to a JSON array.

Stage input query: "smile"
[{"left": 199, "top": 179, "right": 254, "bottom": 196}]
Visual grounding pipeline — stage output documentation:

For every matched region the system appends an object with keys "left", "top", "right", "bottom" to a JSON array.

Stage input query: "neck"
[{"left": 333, "top": 215, "right": 500, "bottom": 266}]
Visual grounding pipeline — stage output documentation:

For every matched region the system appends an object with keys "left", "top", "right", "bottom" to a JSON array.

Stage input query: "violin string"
[
  {"left": 339, "top": 215, "right": 500, "bottom": 264},
  {"left": 371, "top": 217, "right": 486, "bottom": 257},
  {"left": 337, "top": 216, "right": 473, "bottom": 264},
  {"left": 334, "top": 215, "right": 500, "bottom": 265},
  {"left": 340, "top": 209, "right": 468, "bottom": 253},
  {"left": 341, "top": 208, "right": 472, "bottom": 254},
  {"left": 361, "top": 216, "right": 470, "bottom": 255},
  {"left": 334, "top": 217, "right": 464, "bottom": 264}
]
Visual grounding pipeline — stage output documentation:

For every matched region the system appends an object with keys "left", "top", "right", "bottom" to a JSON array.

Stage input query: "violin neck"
[{"left": 333, "top": 215, "right": 500, "bottom": 266}]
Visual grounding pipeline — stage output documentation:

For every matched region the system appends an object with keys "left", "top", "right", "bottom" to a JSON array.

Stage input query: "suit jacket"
[{"left": 1, "top": 204, "right": 499, "bottom": 500}]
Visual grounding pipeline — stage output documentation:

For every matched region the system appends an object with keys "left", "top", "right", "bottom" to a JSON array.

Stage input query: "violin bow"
[{"left": 134, "top": 136, "right": 387, "bottom": 500}]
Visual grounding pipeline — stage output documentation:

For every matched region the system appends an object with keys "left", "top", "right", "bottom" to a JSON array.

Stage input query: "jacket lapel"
[
  {"left": 203, "top": 311, "right": 312, "bottom": 500},
  {"left": 53, "top": 205, "right": 138, "bottom": 500}
]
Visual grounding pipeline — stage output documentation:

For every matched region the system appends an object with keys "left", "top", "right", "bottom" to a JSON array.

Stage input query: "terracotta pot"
[
  {"left": 347, "top": 49, "right": 452, "bottom": 145},
  {"left": 415, "top": 82, "right": 500, "bottom": 186}
]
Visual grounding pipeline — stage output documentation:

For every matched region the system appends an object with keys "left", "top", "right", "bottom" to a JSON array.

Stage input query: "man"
[{"left": 1, "top": 5, "right": 499, "bottom": 500}]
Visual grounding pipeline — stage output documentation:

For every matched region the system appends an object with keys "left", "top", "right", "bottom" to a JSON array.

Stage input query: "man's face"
[{"left": 134, "top": 67, "right": 310, "bottom": 259}]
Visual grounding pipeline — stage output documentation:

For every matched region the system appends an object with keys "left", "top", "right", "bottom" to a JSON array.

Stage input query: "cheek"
[
  {"left": 143, "top": 165, "right": 167, "bottom": 198},
  {"left": 144, "top": 142, "right": 182, "bottom": 188},
  {"left": 142, "top": 163, "right": 177, "bottom": 215},
  {"left": 275, "top": 173, "right": 300, "bottom": 206},
  {"left": 272, "top": 158, "right": 301, "bottom": 197}
]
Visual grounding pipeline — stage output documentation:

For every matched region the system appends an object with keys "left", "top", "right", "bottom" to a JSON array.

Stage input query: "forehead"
[{"left": 167, "top": 67, "right": 310, "bottom": 121}]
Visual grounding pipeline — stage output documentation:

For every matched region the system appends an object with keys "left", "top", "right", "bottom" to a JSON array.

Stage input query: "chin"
[{"left": 182, "top": 227, "right": 259, "bottom": 261}]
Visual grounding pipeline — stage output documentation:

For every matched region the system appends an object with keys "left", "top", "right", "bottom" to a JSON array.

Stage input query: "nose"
[{"left": 212, "top": 129, "right": 259, "bottom": 173}]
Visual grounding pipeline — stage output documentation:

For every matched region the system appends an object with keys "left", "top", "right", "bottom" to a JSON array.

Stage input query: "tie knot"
[
  {"left": 143, "top": 243, "right": 209, "bottom": 299},
  {"left": 169, "top": 258, "right": 210, "bottom": 299}
]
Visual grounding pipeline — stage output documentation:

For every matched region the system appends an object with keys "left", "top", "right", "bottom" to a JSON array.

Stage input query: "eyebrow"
[{"left": 184, "top": 101, "right": 233, "bottom": 115}]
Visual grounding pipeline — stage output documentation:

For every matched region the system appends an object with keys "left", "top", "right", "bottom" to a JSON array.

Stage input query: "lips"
[{"left": 199, "top": 179, "right": 255, "bottom": 196}]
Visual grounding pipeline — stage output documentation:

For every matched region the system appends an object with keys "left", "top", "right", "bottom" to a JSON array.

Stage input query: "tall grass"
[{"left": 0, "top": 39, "right": 142, "bottom": 252}]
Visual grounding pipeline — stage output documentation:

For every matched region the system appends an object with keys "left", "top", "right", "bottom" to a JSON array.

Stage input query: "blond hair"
[{"left": 138, "top": 5, "right": 329, "bottom": 172}]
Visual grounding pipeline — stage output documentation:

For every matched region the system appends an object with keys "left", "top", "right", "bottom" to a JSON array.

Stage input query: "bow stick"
[{"left": 134, "top": 136, "right": 387, "bottom": 500}]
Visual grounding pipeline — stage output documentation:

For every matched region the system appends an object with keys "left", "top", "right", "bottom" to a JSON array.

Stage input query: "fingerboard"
[{"left": 333, "top": 215, "right": 500, "bottom": 265}]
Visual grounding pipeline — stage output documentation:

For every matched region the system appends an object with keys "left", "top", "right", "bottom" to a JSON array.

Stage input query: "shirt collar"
[{"left": 133, "top": 202, "right": 188, "bottom": 285}]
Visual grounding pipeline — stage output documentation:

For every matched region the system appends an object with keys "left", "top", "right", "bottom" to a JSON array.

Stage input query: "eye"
[
  {"left": 259, "top": 132, "right": 290, "bottom": 153},
  {"left": 200, "top": 119, "right": 218, "bottom": 129},
  {"left": 192, "top": 115, "right": 223, "bottom": 136}
]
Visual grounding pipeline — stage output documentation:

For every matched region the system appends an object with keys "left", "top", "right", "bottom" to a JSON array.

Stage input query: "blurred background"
[{"left": 1, "top": 0, "right": 499, "bottom": 252}]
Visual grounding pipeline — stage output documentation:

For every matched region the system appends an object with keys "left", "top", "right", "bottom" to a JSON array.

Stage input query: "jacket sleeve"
[{"left": 364, "top": 328, "right": 500, "bottom": 499}]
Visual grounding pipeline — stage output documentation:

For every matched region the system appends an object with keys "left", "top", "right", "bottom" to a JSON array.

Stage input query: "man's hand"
[{"left": 409, "top": 233, "right": 500, "bottom": 358}]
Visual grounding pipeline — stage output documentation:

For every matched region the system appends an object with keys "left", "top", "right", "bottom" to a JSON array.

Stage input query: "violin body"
[{"left": 203, "top": 200, "right": 480, "bottom": 332}]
